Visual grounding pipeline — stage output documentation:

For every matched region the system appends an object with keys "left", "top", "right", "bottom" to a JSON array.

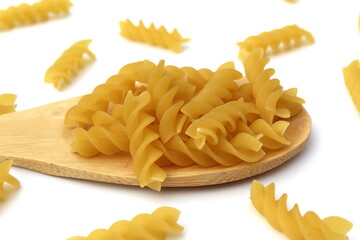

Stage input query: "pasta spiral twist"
[
  {"left": 119, "top": 19, "right": 190, "bottom": 53},
  {"left": 343, "top": 60, "right": 360, "bottom": 112},
  {"left": 45, "top": 39, "right": 96, "bottom": 90},
  {"left": 147, "top": 60, "right": 195, "bottom": 143},
  {"left": 122, "top": 91, "right": 166, "bottom": 191},
  {"left": 185, "top": 98, "right": 259, "bottom": 149},
  {"left": 64, "top": 60, "right": 157, "bottom": 128},
  {"left": 237, "top": 24, "right": 314, "bottom": 59},
  {"left": 181, "top": 67, "right": 241, "bottom": 120},
  {"left": 0, "top": 93, "right": 17, "bottom": 115},
  {"left": 242, "top": 48, "right": 305, "bottom": 123},
  {"left": 67, "top": 207, "right": 184, "bottom": 240},
  {"left": 0, "top": 0, "right": 73, "bottom": 30},
  {"left": 70, "top": 122, "right": 129, "bottom": 157},
  {"left": 250, "top": 180, "right": 353, "bottom": 240},
  {"left": 0, "top": 160, "right": 20, "bottom": 200}
]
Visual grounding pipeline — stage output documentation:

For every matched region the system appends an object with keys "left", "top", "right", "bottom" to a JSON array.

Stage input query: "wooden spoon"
[{"left": 0, "top": 96, "right": 311, "bottom": 187}]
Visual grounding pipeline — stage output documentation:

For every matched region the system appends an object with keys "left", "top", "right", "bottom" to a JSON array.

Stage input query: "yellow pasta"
[
  {"left": 65, "top": 61, "right": 153, "bottom": 128},
  {"left": 119, "top": 19, "right": 190, "bottom": 53},
  {"left": 343, "top": 60, "right": 360, "bottom": 112},
  {"left": 0, "top": 93, "right": 17, "bottom": 115},
  {"left": 65, "top": 58, "right": 305, "bottom": 190},
  {"left": 243, "top": 48, "right": 304, "bottom": 121},
  {"left": 0, "top": 0, "right": 73, "bottom": 30},
  {"left": 45, "top": 39, "right": 96, "bottom": 90},
  {"left": 237, "top": 24, "right": 314, "bottom": 59},
  {"left": 185, "top": 98, "right": 259, "bottom": 149},
  {"left": 67, "top": 207, "right": 184, "bottom": 240},
  {"left": 250, "top": 180, "right": 353, "bottom": 240},
  {"left": 122, "top": 91, "right": 166, "bottom": 191},
  {"left": 0, "top": 160, "right": 20, "bottom": 200},
  {"left": 180, "top": 67, "right": 241, "bottom": 120}
]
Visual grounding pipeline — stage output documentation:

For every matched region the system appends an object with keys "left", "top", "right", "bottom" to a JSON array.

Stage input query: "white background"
[{"left": 0, "top": 0, "right": 359, "bottom": 239}]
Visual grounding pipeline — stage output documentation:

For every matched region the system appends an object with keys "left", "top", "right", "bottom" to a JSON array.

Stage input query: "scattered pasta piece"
[
  {"left": 67, "top": 206, "right": 184, "bottom": 240},
  {"left": 237, "top": 24, "right": 314, "bottom": 60},
  {"left": 0, "top": 94, "right": 17, "bottom": 114},
  {"left": 65, "top": 56, "right": 304, "bottom": 190},
  {"left": 250, "top": 180, "right": 353, "bottom": 240},
  {"left": 0, "top": 0, "right": 73, "bottom": 31},
  {"left": 0, "top": 160, "right": 20, "bottom": 200},
  {"left": 119, "top": 19, "right": 190, "bottom": 53},
  {"left": 343, "top": 60, "right": 360, "bottom": 112},
  {"left": 44, "top": 39, "right": 96, "bottom": 90}
]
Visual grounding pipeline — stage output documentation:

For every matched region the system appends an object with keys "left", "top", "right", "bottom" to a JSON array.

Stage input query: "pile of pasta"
[
  {"left": 64, "top": 48, "right": 304, "bottom": 191},
  {"left": 0, "top": 94, "right": 17, "bottom": 115},
  {"left": 0, "top": 160, "right": 20, "bottom": 200}
]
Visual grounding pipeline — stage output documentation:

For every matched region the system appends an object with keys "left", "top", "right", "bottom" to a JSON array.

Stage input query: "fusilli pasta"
[
  {"left": 250, "top": 180, "right": 353, "bottom": 240},
  {"left": 0, "top": 0, "right": 73, "bottom": 30},
  {"left": 343, "top": 59, "right": 360, "bottom": 112},
  {"left": 0, "top": 93, "right": 17, "bottom": 115},
  {"left": 119, "top": 19, "right": 190, "bottom": 53},
  {"left": 122, "top": 91, "right": 167, "bottom": 191},
  {"left": 67, "top": 207, "right": 184, "bottom": 240},
  {"left": 240, "top": 48, "right": 304, "bottom": 149},
  {"left": 237, "top": 24, "right": 314, "bottom": 59},
  {"left": 45, "top": 39, "right": 96, "bottom": 90},
  {"left": 185, "top": 98, "right": 259, "bottom": 149},
  {"left": 0, "top": 160, "right": 20, "bottom": 200},
  {"left": 64, "top": 60, "right": 153, "bottom": 128},
  {"left": 65, "top": 58, "right": 305, "bottom": 190}
]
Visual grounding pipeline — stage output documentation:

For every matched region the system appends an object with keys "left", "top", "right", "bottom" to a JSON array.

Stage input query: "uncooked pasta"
[
  {"left": 45, "top": 39, "right": 96, "bottom": 90},
  {"left": 119, "top": 19, "right": 190, "bottom": 53},
  {"left": 0, "top": 94, "right": 17, "bottom": 115},
  {"left": 0, "top": 0, "right": 73, "bottom": 30},
  {"left": 237, "top": 24, "right": 314, "bottom": 60},
  {"left": 0, "top": 160, "right": 20, "bottom": 200},
  {"left": 343, "top": 60, "right": 360, "bottom": 112},
  {"left": 67, "top": 207, "right": 184, "bottom": 240},
  {"left": 250, "top": 180, "right": 353, "bottom": 240},
  {"left": 65, "top": 56, "right": 305, "bottom": 190}
]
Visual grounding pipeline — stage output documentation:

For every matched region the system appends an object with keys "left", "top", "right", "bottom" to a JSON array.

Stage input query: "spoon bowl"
[{"left": 0, "top": 96, "right": 311, "bottom": 187}]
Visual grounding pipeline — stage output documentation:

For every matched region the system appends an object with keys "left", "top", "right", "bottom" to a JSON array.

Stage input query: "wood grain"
[{"left": 0, "top": 96, "right": 311, "bottom": 187}]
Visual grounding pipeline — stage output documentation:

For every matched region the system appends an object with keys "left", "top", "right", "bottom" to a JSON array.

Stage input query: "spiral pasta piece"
[
  {"left": 181, "top": 67, "right": 241, "bottom": 120},
  {"left": 71, "top": 122, "right": 129, "bottom": 157},
  {"left": 185, "top": 98, "right": 259, "bottom": 149},
  {"left": 237, "top": 24, "right": 314, "bottom": 59},
  {"left": 250, "top": 180, "right": 353, "bottom": 240},
  {"left": 0, "top": 0, "right": 73, "bottom": 30},
  {"left": 122, "top": 91, "right": 166, "bottom": 191},
  {"left": 64, "top": 60, "right": 156, "bottom": 128},
  {"left": 119, "top": 19, "right": 190, "bottom": 53},
  {"left": 0, "top": 160, "right": 20, "bottom": 200},
  {"left": 343, "top": 60, "right": 360, "bottom": 112},
  {"left": 146, "top": 60, "right": 195, "bottom": 143},
  {"left": 242, "top": 48, "right": 305, "bottom": 123},
  {"left": 67, "top": 206, "right": 184, "bottom": 240},
  {"left": 45, "top": 39, "right": 96, "bottom": 90},
  {"left": 0, "top": 93, "right": 17, "bottom": 115}
]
